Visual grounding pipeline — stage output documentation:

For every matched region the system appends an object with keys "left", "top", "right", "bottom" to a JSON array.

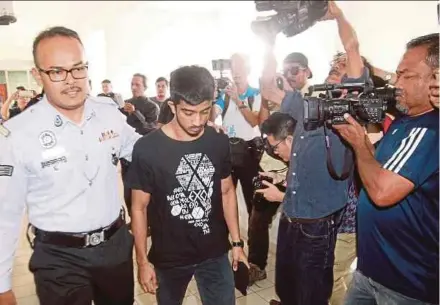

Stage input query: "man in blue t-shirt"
[{"left": 334, "top": 33, "right": 439, "bottom": 305}]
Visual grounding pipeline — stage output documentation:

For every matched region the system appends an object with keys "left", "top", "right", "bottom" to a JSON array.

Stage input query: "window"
[{"left": 7, "top": 71, "right": 28, "bottom": 92}]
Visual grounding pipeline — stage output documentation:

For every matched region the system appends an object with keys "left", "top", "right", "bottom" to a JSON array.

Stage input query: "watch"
[{"left": 231, "top": 240, "right": 244, "bottom": 248}]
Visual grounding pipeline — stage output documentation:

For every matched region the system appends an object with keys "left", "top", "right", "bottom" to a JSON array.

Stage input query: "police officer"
[{"left": 0, "top": 26, "right": 140, "bottom": 305}]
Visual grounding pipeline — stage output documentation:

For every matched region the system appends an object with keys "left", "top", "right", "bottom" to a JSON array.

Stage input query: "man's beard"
[
  {"left": 175, "top": 113, "right": 204, "bottom": 137},
  {"left": 395, "top": 102, "right": 409, "bottom": 115}
]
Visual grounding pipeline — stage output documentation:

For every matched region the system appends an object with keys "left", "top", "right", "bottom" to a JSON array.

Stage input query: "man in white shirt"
[{"left": 0, "top": 26, "right": 140, "bottom": 305}]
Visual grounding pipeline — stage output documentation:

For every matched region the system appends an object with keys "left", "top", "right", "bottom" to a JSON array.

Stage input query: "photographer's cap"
[{"left": 283, "top": 52, "right": 313, "bottom": 79}]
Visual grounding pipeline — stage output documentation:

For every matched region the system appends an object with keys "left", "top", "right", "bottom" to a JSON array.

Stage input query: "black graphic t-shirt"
[{"left": 126, "top": 127, "right": 232, "bottom": 268}]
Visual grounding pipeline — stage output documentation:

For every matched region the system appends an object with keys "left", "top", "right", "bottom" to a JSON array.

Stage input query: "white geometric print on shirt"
[{"left": 168, "top": 153, "right": 215, "bottom": 235}]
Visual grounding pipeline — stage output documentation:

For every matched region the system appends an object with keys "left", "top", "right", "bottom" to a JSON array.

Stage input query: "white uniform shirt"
[{"left": 0, "top": 95, "right": 141, "bottom": 292}]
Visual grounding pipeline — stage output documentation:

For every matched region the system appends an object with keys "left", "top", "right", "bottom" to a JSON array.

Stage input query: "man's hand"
[
  {"left": 224, "top": 83, "right": 241, "bottom": 104},
  {"left": 333, "top": 113, "right": 369, "bottom": 152},
  {"left": 123, "top": 102, "right": 136, "bottom": 114},
  {"left": 259, "top": 172, "right": 284, "bottom": 185},
  {"left": 255, "top": 180, "right": 285, "bottom": 202},
  {"left": 0, "top": 290, "right": 17, "bottom": 305},
  {"left": 260, "top": 78, "right": 286, "bottom": 106},
  {"left": 138, "top": 262, "right": 158, "bottom": 294},
  {"left": 206, "top": 120, "right": 225, "bottom": 133},
  {"left": 320, "top": 0, "right": 343, "bottom": 21},
  {"left": 231, "top": 246, "right": 249, "bottom": 271},
  {"left": 429, "top": 68, "right": 439, "bottom": 109}
]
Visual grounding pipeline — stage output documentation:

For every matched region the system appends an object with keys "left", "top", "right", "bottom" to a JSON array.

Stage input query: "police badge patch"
[{"left": 39, "top": 131, "right": 57, "bottom": 149}]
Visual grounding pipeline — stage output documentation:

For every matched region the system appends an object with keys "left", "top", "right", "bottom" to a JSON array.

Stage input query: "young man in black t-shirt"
[{"left": 127, "top": 65, "right": 248, "bottom": 305}]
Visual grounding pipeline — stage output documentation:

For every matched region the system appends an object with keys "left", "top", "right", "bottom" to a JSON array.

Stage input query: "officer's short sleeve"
[
  {"left": 341, "top": 67, "right": 372, "bottom": 85},
  {"left": 0, "top": 135, "right": 27, "bottom": 292},
  {"left": 119, "top": 111, "right": 141, "bottom": 162},
  {"left": 125, "top": 140, "right": 154, "bottom": 194},
  {"left": 382, "top": 127, "right": 439, "bottom": 188},
  {"left": 280, "top": 91, "right": 304, "bottom": 121}
]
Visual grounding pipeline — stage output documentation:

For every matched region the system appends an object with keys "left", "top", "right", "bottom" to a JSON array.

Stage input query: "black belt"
[
  {"left": 33, "top": 215, "right": 125, "bottom": 248},
  {"left": 282, "top": 212, "right": 335, "bottom": 224}
]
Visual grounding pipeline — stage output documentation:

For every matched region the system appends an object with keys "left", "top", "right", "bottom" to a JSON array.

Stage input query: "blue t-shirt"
[{"left": 357, "top": 110, "right": 439, "bottom": 303}]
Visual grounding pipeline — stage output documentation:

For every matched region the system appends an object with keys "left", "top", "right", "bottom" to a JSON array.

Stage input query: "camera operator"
[
  {"left": 334, "top": 33, "right": 439, "bottom": 305},
  {"left": 259, "top": 2, "right": 367, "bottom": 304}
]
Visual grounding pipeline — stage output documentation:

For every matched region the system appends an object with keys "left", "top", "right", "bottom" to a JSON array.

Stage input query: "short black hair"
[
  {"left": 16, "top": 86, "right": 25, "bottom": 91},
  {"left": 32, "top": 26, "right": 83, "bottom": 66},
  {"left": 102, "top": 79, "right": 111, "bottom": 84},
  {"left": 133, "top": 73, "right": 147, "bottom": 88},
  {"left": 407, "top": 33, "right": 439, "bottom": 69},
  {"left": 261, "top": 112, "right": 297, "bottom": 140},
  {"left": 155, "top": 77, "right": 169, "bottom": 86},
  {"left": 170, "top": 66, "right": 215, "bottom": 106}
]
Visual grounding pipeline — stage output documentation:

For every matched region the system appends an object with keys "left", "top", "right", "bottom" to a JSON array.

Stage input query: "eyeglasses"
[
  {"left": 265, "top": 138, "right": 285, "bottom": 153},
  {"left": 283, "top": 66, "right": 306, "bottom": 77},
  {"left": 38, "top": 64, "right": 89, "bottom": 82}
]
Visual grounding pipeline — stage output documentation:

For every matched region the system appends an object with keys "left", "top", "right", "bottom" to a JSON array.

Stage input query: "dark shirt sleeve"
[
  {"left": 219, "top": 133, "right": 232, "bottom": 179},
  {"left": 341, "top": 67, "right": 372, "bottom": 85},
  {"left": 8, "top": 107, "right": 21, "bottom": 119},
  {"left": 280, "top": 91, "right": 304, "bottom": 121},
  {"left": 125, "top": 140, "right": 155, "bottom": 194},
  {"left": 143, "top": 101, "right": 159, "bottom": 124},
  {"left": 382, "top": 128, "right": 438, "bottom": 188},
  {"left": 158, "top": 103, "right": 174, "bottom": 125}
]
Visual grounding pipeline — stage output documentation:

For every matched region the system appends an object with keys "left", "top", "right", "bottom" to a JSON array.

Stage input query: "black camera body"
[
  {"left": 252, "top": 175, "right": 286, "bottom": 210},
  {"left": 212, "top": 59, "right": 231, "bottom": 91},
  {"left": 252, "top": 0, "right": 328, "bottom": 38},
  {"left": 303, "top": 82, "right": 401, "bottom": 131}
]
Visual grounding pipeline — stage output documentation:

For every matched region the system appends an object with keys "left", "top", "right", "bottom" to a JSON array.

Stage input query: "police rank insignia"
[
  {"left": 54, "top": 115, "right": 63, "bottom": 127},
  {"left": 39, "top": 131, "right": 57, "bottom": 149}
]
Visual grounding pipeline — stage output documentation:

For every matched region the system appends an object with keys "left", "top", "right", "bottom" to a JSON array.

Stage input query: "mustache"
[{"left": 62, "top": 87, "right": 82, "bottom": 94}]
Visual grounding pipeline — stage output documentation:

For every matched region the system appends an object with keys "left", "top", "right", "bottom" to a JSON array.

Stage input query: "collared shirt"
[
  {"left": 279, "top": 68, "right": 370, "bottom": 219},
  {"left": 0, "top": 95, "right": 141, "bottom": 292},
  {"left": 357, "top": 109, "right": 439, "bottom": 303}
]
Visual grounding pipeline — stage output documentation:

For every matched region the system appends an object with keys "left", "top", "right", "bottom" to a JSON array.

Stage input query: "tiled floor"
[{"left": 13, "top": 170, "right": 279, "bottom": 305}]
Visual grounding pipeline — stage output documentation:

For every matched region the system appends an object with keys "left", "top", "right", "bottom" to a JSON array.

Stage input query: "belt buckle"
[{"left": 85, "top": 231, "right": 105, "bottom": 247}]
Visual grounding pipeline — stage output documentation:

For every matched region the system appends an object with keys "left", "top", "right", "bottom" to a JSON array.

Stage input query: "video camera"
[
  {"left": 251, "top": 0, "right": 328, "bottom": 38},
  {"left": 212, "top": 59, "right": 231, "bottom": 90},
  {"left": 303, "top": 82, "right": 401, "bottom": 131}
]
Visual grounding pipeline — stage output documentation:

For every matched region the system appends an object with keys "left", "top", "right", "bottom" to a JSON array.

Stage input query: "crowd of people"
[{"left": 0, "top": 1, "right": 438, "bottom": 305}]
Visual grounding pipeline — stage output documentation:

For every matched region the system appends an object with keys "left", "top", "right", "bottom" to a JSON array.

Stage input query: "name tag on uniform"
[
  {"left": 99, "top": 130, "right": 119, "bottom": 142},
  {"left": 0, "top": 165, "right": 13, "bottom": 176}
]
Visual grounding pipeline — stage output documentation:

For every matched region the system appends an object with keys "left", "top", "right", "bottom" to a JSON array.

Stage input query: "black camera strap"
[{"left": 323, "top": 125, "right": 353, "bottom": 181}]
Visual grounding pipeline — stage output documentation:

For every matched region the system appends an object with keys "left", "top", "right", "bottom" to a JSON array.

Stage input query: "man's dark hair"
[
  {"left": 133, "top": 73, "right": 147, "bottom": 88},
  {"left": 261, "top": 112, "right": 297, "bottom": 140},
  {"left": 155, "top": 77, "right": 169, "bottom": 86},
  {"left": 32, "top": 26, "right": 83, "bottom": 66},
  {"left": 407, "top": 33, "right": 439, "bottom": 69},
  {"left": 16, "top": 86, "right": 25, "bottom": 91},
  {"left": 101, "top": 79, "right": 111, "bottom": 84},
  {"left": 170, "top": 66, "right": 215, "bottom": 106}
]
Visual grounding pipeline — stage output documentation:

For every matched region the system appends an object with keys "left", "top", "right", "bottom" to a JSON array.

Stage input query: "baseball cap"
[{"left": 283, "top": 52, "right": 313, "bottom": 79}]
